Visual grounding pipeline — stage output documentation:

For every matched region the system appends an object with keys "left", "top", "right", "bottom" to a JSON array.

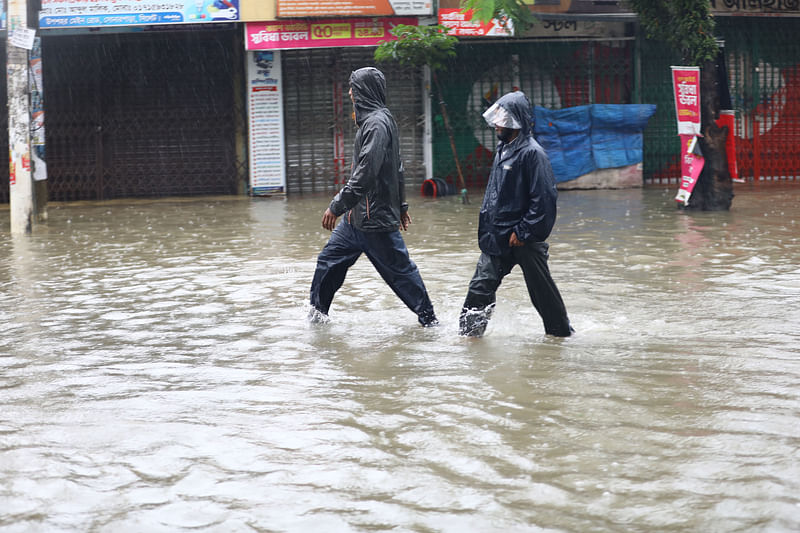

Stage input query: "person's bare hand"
[
  {"left": 400, "top": 211, "right": 412, "bottom": 231},
  {"left": 509, "top": 232, "right": 524, "bottom": 247},
  {"left": 322, "top": 208, "right": 338, "bottom": 231}
]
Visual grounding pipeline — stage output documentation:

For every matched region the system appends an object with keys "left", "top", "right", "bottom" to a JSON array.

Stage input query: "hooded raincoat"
[
  {"left": 478, "top": 91, "right": 558, "bottom": 256},
  {"left": 309, "top": 67, "right": 437, "bottom": 327},
  {"left": 329, "top": 67, "right": 406, "bottom": 232}
]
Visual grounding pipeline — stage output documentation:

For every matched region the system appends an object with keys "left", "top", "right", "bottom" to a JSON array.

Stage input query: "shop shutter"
[
  {"left": 282, "top": 48, "right": 425, "bottom": 195},
  {"left": 40, "top": 28, "right": 243, "bottom": 201}
]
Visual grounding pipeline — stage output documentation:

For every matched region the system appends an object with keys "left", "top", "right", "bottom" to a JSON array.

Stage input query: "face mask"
[
  {"left": 483, "top": 103, "right": 521, "bottom": 129},
  {"left": 497, "top": 128, "right": 515, "bottom": 143}
]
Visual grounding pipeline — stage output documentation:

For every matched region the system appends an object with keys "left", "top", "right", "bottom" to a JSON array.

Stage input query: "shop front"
[
  {"left": 244, "top": 10, "right": 431, "bottom": 195},
  {"left": 2, "top": 0, "right": 247, "bottom": 203}
]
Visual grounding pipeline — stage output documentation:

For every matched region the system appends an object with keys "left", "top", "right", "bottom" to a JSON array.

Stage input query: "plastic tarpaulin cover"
[{"left": 534, "top": 104, "right": 657, "bottom": 183}]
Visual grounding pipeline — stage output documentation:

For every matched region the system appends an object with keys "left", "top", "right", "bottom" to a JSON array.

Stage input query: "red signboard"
[{"left": 246, "top": 18, "right": 417, "bottom": 50}]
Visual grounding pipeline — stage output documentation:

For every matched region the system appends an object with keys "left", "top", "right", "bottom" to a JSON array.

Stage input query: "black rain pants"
[
  {"left": 310, "top": 219, "right": 435, "bottom": 325},
  {"left": 459, "top": 241, "right": 572, "bottom": 337}
]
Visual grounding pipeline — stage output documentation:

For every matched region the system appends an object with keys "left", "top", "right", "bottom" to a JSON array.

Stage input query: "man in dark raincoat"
[
  {"left": 309, "top": 67, "right": 438, "bottom": 327},
  {"left": 459, "top": 90, "right": 573, "bottom": 337}
]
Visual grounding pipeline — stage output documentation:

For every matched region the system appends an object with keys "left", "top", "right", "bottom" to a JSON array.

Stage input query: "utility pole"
[{"left": 7, "top": 0, "right": 41, "bottom": 233}]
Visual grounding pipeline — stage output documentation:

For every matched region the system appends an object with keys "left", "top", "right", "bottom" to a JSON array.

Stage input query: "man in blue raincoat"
[
  {"left": 309, "top": 67, "right": 438, "bottom": 327},
  {"left": 459, "top": 90, "right": 573, "bottom": 337}
]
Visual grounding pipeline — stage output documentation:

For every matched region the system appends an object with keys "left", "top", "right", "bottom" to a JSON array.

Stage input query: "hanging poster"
[
  {"left": 671, "top": 66, "right": 701, "bottom": 136},
  {"left": 675, "top": 134, "right": 705, "bottom": 205},
  {"left": 8, "top": 0, "right": 30, "bottom": 189},
  {"left": 30, "top": 37, "right": 47, "bottom": 182},
  {"left": 245, "top": 17, "right": 417, "bottom": 50},
  {"left": 247, "top": 50, "right": 285, "bottom": 195},
  {"left": 39, "top": 0, "right": 239, "bottom": 28}
]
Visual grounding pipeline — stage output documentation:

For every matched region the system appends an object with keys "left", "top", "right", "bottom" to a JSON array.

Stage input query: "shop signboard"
[
  {"left": 438, "top": 8, "right": 513, "bottom": 37},
  {"left": 247, "top": 50, "right": 286, "bottom": 195},
  {"left": 276, "top": 0, "right": 432, "bottom": 17},
  {"left": 245, "top": 17, "right": 417, "bottom": 50},
  {"left": 709, "top": 0, "right": 800, "bottom": 16},
  {"left": 521, "top": 20, "right": 629, "bottom": 39},
  {"left": 39, "top": 0, "right": 240, "bottom": 28}
]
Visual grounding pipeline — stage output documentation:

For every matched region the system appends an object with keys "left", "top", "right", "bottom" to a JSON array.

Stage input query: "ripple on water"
[{"left": 1, "top": 190, "right": 799, "bottom": 531}]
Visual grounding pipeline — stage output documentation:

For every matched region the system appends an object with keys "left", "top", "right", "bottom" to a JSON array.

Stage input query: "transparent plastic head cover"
[{"left": 482, "top": 102, "right": 521, "bottom": 129}]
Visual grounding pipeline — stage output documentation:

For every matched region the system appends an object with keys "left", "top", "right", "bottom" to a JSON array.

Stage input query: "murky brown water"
[{"left": 1, "top": 186, "right": 799, "bottom": 532}]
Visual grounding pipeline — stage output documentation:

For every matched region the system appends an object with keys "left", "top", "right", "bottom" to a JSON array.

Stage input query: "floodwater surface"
[{"left": 1, "top": 186, "right": 799, "bottom": 532}]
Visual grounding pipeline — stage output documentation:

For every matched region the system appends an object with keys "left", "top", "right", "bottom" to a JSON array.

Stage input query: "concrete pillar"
[{"left": 7, "top": 0, "right": 37, "bottom": 234}]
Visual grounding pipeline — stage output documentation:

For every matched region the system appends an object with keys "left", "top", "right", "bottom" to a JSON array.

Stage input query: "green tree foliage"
[
  {"left": 459, "top": 0, "right": 536, "bottom": 33},
  {"left": 374, "top": 24, "right": 457, "bottom": 71},
  {"left": 625, "top": 0, "right": 718, "bottom": 65},
  {"left": 375, "top": 25, "right": 470, "bottom": 201}
]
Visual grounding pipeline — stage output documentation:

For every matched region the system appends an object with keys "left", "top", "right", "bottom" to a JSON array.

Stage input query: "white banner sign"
[
  {"left": 39, "top": 0, "right": 239, "bottom": 28},
  {"left": 247, "top": 51, "right": 286, "bottom": 195}
]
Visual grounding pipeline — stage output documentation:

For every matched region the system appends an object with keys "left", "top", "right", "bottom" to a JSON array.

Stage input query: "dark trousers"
[
  {"left": 460, "top": 241, "right": 572, "bottom": 337},
  {"left": 310, "top": 220, "right": 435, "bottom": 323}
]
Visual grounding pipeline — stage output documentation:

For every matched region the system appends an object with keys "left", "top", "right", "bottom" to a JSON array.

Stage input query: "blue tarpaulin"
[{"left": 534, "top": 104, "right": 657, "bottom": 183}]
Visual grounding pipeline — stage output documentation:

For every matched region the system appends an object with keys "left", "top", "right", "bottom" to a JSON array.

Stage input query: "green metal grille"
[
  {"left": 638, "top": 37, "right": 682, "bottom": 184},
  {"left": 641, "top": 17, "right": 800, "bottom": 185},
  {"left": 438, "top": 19, "right": 800, "bottom": 188},
  {"left": 433, "top": 39, "right": 634, "bottom": 188}
]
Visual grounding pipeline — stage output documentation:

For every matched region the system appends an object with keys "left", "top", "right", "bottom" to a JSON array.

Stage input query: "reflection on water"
[{"left": 1, "top": 187, "right": 799, "bottom": 532}]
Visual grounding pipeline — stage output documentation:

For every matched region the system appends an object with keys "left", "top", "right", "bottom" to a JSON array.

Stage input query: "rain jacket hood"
[
  {"left": 493, "top": 91, "right": 533, "bottom": 137},
  {"left": 478, "top": 91, "right": 558, "bottom": 255},
  {"left": 350, "top": 67, "right": 387, "bottom": 126},
  {"left": 329, "top": 67, "right": 407, "bottom": 232}
]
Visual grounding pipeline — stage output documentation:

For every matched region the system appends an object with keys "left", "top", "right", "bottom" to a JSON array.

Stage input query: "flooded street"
[{"left": 1, "top": 186, "right": 799, "bottom": 532}]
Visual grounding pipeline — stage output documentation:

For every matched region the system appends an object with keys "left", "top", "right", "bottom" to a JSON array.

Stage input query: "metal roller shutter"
[
  {"left": 282, "top": 48, "right": 425, "bottom": 195},
  {"left": 40, "top": 28, "right": 244, "bottom": 201}
]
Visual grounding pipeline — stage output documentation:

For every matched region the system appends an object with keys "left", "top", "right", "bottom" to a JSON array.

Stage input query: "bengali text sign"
[{"left": 246, "top": 18, "right": 418, "bottom": 50}]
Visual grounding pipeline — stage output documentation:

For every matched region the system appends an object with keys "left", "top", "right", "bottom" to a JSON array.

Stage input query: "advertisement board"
[
  {"left": 246, "top": 17, "right": 417, "bottom": 50},
  {"left": 671, "top": 67, "right": 704, "bottom": 205},
  {"left": 438, "top": 8, "right": 513, "bottom": 37},
  {"left": 276, "top": 0, "right": 432, "bottom": 17},
  {"left": 671, "top": 66, "right": 701, "bottom": 136},
  {"left": 39, "top": 0, "right": 240, "bottom": 28},
  {"left": 248, "top": 50, "right": 286, "bottom": 195}
]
